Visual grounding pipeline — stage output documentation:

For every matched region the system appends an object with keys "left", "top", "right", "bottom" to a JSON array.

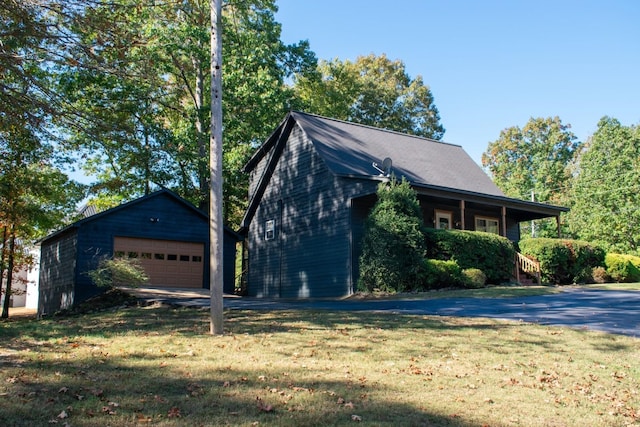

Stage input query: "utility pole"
[
  {"left": 530, "top": 189, "right": 536, "bottom": 238},
  {"left": 209, "top": 0, "right": 223, "bottom": 335}
]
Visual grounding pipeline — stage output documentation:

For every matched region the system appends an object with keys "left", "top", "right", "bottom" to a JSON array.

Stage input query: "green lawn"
[{"left": 2, "top": 298, "right": 639, "bottom": 426}]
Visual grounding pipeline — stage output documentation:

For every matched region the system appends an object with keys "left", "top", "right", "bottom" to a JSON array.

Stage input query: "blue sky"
[{"left": 275, "top": 0, "right": 640, "bottom": 165}]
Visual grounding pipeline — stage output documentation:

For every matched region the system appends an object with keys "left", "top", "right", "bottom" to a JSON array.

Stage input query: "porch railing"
[{"left": 515, "top": 252, "right": 541, "bottom": 285}]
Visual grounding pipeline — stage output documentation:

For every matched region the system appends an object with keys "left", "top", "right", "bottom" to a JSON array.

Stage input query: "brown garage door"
[{"left": 114, "top": 237, "right": 204, "bottom": 288}]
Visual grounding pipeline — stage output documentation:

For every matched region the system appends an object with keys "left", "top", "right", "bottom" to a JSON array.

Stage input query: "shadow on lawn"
[
  {"left": 2, "top": 305, "right": 635, "bottom": 426},
  {"left": 2, "top": 310, "right": 481, "bottom": 427}
]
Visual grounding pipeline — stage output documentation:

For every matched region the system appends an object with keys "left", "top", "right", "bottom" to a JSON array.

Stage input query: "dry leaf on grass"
[
  {"left": 168, "top": 406, "right": 181, "bottom": 418},
  {"left": 256, "top": 396, "right": 274, "bottom": 412}
]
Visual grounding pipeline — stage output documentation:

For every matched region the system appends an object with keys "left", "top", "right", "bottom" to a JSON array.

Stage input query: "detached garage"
[{"left": 38, "top": 189, "right": 240, "bottom": 316}]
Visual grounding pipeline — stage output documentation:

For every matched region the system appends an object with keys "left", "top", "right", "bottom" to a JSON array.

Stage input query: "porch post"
[
  {"left": 556, "top": 215, "right": 561, "bottom": 238},
  {"left": 459, "top": 200, "right": 465, "bottom": 230},
  {"left": 501, "top": 206, "right": 507, "bottom": 237}
]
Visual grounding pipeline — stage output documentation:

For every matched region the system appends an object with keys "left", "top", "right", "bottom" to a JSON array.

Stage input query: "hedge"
[
  {"left": 424, "top": 229, "right": 515, "bottom": 284},
  {"left": 419, "top": 259, "right": 466, "bottom": 289},
  {"left": 605, "top": 253, "right": 640, "bottom": 283},
  {"left": 518, "top": 238, "right": 605, "bottom": 284}
]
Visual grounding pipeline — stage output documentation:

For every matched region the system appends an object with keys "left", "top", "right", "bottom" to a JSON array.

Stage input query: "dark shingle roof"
[{"left": 289, "top": 111, "right": 505, "bottom": 197}]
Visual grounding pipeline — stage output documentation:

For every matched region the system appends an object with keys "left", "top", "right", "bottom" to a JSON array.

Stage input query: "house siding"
[
  {"left": 72, "top": 193, "right": 211, "bottom": 304},
  {"left": 247, "top": 125, "right": 377, "bottom": 298},
  {"left": 38, "top": 190, "right": 240, "bottom": 315},
  {"left": 38, "top": 229, "right": 77, "bottom": 316}
]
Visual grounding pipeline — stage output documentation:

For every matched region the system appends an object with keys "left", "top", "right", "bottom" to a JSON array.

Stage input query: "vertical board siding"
[
  {"left": 248, "top": 125, "right": 377, "bottom": 298},
  {"left": 38, "top": 230, "right": 77, "bottom": 316},
  {"left": 73, "top": 193, "right": 210, "bottom": 303},
  {"left": 38, "top": 190, "right": 239, "bottom": 313}
]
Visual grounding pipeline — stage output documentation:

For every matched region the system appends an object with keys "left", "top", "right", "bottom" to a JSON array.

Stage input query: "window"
[
  {"left": 140, "top": 252, "right": 152, "bottom": 259},
  {"left": 167, "top": 254, "right": 177, "bottom": 261},
  {"left": 435, "top": 210, "right": 453, "bottom": 230},
  {"left": 192, "top": 255, "right": 202, "bottom": 262},
  {"left": 265, "top": 219, "right": 275, "bottom": 240},
  {"left": 180, "top": 255, "right": 190, "bottom": 261},
  {"left": 114, "top": 251, "right": 125, "bottom": 258},
  {"left": 154, "top": 253, "right": 165, "bottom": 260},
  {"left": 475, "top": 216, "right": 499, "bottom": 234}
]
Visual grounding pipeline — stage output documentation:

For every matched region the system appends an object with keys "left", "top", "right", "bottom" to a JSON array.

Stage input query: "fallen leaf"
[
  {"left": 136, "top": 413, "right": 152, "bottom": 423},
  {"left": 351, "top": 414, "right": 362, "bottom": 422},
  {"left": 256, "top": 396, "right": 274, "bottom": 413},
  {"left": 58, "top": 387, "right": 69, "bottom": 394},
  {"left": 57, "top": 410, "right": 68, "bottom": 419},
  {"left": 168, "top": 407, "right": 181, "bottom": 418}
]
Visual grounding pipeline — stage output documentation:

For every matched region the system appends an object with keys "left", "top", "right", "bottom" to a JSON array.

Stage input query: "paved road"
[{"left": 128, "top": 287, "right": 640, "bottom": 338}]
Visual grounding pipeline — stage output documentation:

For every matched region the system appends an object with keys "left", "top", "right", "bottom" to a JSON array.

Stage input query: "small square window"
[
  {"left": 265, "top": 219, "right": 275, "bottom": 240},
  {"left": 154, "top": 253, "right": 165, "bottom": 260},
  {"left": 114, "top": 251, "right": 125, "bottom": 258},
  {"left": 179, "top": 255, "right": 189, "bottom": 261},
  {"left": 140, "top": 252, "right": 152, "bottom": 259},
  {"left": 192, "top": 255, "right": 202, "bottom": 262},
  {"left": 127, "top": 251, "right": 138, "bottom": 258},
  {"left": 167, "top": 254, "right": 177, "bottom": 261}
]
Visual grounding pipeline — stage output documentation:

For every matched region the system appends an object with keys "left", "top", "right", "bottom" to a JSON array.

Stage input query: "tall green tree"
[
  {"left": 569, "top": 117, "right": 640, "bottom": 254},
  {"left": 294, "top": 54, "right": 445, "bottom": 140},
  {"left": 1, "top": 0, "right": 84, "bottom": 317},
  {"left": 482, "top": 117, "right": 580, "bottom": 238},
  {"left": 55, "top": 0, "right": 316, "bottom": 226}
]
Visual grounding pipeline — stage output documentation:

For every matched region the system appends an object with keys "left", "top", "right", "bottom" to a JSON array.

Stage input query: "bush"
[
  {"left": 605, "top": 253, "right": 640, "bottom": 283},
  {"left": 358, "top": 177, "right": 426, "bottom": 293},
  {"left": 88, "top": 257, "right": 149, "bottom": 288},
  {"left": 462, "top": 268, "right": 487, "bottom": 289},
  {"left": 420, "top": 259, "right": 466, "bottom": 289},
  {"left": 424, "top": 229, "right": 515, "bottom": 284},
  {"left": 591, "top": 266, "right": 610, "bottom": 284},
  {"left": 519, "top": 238, "right": 605, "bottom": 284}
]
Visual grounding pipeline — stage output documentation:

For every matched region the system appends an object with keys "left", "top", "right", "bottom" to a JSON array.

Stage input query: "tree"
[
  {"left": 482, "top": 117, "right": 580, "bottom": 238},
  {"left": 1, "top": 0, "right": 84, "bottom": 318},
  {"left": 294, "top": 54, "right": 445, "bottom": 140},
  {"left": 55, "top": 0, "right": 317, "bottom": 226},
  {"left": 358, "top": 177, "right": 426, "bottom": 293},
  {"left": 568, "top": 117, "right": 640, "bottom": 254}
]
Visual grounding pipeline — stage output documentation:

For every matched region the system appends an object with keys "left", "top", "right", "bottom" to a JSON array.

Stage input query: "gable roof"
[
  {"left": 42, "top": 188, "right": 242, "bottom": 244},
  {"left": 242, "top": 111, "right": 568, "bottom": 230},
  {"left": 245, "top": 111, "right": 505, "bottom": 197}
]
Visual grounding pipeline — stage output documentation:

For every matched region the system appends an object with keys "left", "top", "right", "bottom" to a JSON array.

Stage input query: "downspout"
[{"left": 278, "top": 199, "right": 283, "bottom": 298}]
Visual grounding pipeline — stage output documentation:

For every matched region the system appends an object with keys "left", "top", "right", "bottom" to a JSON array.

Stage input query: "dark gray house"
[
  {"left": 38, "top": 189, "right": 240, "bottom": 316},
  {"left": 240, "top": 111, "right": 567, "bottom": 299}
]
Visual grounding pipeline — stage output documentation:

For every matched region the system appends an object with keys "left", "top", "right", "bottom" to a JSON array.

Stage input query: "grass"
[
  {"left": 351, "top": 285, "right": 560, "bottom": 301},
  {"left": 2, "top": 300, "right": 640, "bottom": 426}
]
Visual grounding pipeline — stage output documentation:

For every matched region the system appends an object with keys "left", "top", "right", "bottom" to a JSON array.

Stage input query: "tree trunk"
[{"left": 1, "top": 225, "right": 16, "bottom": 319}]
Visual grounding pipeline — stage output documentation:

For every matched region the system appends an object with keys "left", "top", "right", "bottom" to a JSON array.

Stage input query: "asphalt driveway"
[{"left": 127, "top": 287, "right": 640, "bottom": 338}]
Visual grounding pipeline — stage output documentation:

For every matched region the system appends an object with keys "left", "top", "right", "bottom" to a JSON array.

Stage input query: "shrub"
[
  {"left": 591, "top": 266, "right": 610, "bottom": 284},
  {"left": 420, "top": 259, "right": 466, "bottom": 289},
  {"left": 462, "top": 268, "right": 487, "bottom": 289},
  {"left": 358, "top": 177, "right": 426, "bottom": 293},
  {"left": 519, "top": 238, "right": 605, "bottom": 284},
  {"left": 424, "top": 229, "right": 515, "bottom": 284},
  {"left": 605, "top": 253, "right": 640, "bottom": 283},
  {"left": 88, "top": 257, "right": 149, "bottom": 288}
]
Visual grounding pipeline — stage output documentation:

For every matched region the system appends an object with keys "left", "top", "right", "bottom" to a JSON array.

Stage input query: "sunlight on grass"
[
  {"left": 351, "top": 285, "right": 560, "bottom": 300},
  {"left": 2, "top": 307, "right": 639, "bottom": 426}
]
